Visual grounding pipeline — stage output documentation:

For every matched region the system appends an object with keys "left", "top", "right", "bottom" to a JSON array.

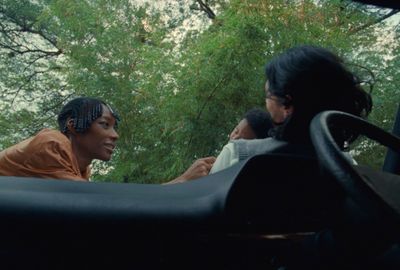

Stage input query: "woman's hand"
[{"left": 165, "top": 156, "right": 216, "bottom": 184}]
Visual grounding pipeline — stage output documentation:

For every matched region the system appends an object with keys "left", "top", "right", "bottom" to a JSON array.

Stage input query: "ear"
[
  {"left": 66, "top": 118, "right": 77, "bottom": 135},
  {"left": 283, "top": 104, "right": 294, "bottom": 118},
  {"left": 283, "top": 94, "right": 294, "bottom": 118}
]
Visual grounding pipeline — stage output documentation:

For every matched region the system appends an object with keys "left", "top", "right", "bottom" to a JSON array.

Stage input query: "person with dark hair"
[
  {"left": 0, "top": 97, "right": 215, "bottom": 182},
  {"left": 0, "top": 97, "right": 119, "bottom": 181},
  {"left": 210, "top": 108, "right": 273, "bottom": 173},
  {"left": 57, "top": 97, "right": 120, "bottom": 134},
  {"left": 229, "top": 108, "right": 272, "bottom": 141},
  {"left": 211, "top": 45, "right": 372, "bottom": 173}
]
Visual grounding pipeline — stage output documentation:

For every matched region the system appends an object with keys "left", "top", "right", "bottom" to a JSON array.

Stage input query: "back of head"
[
  {"left": 57, "top": 97, "right": 119, "bottom": 134},
  {"left": 266, "top": 45, "right": 372, "bottom": 144},
  {"left": 244, "top": 108, "right": 273, "bottom": 139}
]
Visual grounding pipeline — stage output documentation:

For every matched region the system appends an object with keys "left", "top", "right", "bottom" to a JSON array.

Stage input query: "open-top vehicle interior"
[
  {"left": 0, "top": 145, "right": 330, "bottom": 269},
  {"left": 0, "top": 1, "right": 399, "bottom": 269},
  {"left": 0, "top": 109, "right": 400, "bottom": 269}
]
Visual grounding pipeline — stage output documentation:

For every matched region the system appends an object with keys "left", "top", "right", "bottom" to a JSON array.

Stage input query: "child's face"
[{"left": 229, "top": 119, "right": 257, "bottom": 140}]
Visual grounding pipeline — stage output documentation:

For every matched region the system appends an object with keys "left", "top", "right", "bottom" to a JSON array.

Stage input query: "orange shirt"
[{"left": 0, "top": 129, "right": 90, "bottom": 181}]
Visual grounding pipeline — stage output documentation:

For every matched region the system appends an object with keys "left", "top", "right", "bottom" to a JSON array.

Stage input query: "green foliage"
[
  {"left": 0, "top": 0, "right": 67, "bottom": 147},
  {"left": 125, "top": 0, "right": 377, "bottom": 183},
  {"left": 351, "top": 32, "right": 400, "bottom": 169},
  {"left": 0, "top": 0, "right": 398, "bottom": 183}
]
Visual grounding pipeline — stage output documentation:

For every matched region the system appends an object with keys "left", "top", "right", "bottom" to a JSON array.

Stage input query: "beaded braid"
[
  {"left": 74, "top": 101, "right": 103, "bottom": 133},
  {"left": 58, "top": 97, "right": 119, "bottom": 134}
]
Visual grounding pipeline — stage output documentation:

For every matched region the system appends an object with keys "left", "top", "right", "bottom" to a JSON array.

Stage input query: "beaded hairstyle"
[{"left": 57, "top": 97, "right": 119, "bottom": 134}]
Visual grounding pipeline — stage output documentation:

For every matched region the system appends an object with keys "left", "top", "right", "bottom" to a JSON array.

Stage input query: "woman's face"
[
  {"left": 72, "top": 105, "right": 119, "bottom": 163},
  {"left": 265, "top": 81, "right": 292, "bottom": 125},
  {"left": 229, "top": 119, "right": 256, "bottom": 140}
]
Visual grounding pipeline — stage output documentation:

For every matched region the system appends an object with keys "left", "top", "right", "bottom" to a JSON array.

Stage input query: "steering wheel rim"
[{"left": 310, "top": 110, "right": 400, "bottom": 222}]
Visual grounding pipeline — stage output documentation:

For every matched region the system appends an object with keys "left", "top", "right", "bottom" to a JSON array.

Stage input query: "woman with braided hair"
[
  {"left": 0, "top": 97, "right": 119, "bottom": 181},
  {"left": 0, "top": 97, "right": 215, "bottom": 182}
]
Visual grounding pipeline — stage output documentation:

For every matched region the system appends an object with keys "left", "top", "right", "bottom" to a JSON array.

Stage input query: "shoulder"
[
  {"left": 234, "top": 137, "right": 274, "bottom": 147},
  {"left": 24, "top": 129, "right": 73, "bottom": 160},
  {"left": 217, "top": 141, "right": 237, "bottom": 161},
  {"left": 234, "top": 137, "right": 285, "bottom": 153},
  {"left": 209, "top": 141, "right": 238, "bottom": 174},
  {"left": 28, "top": 130, "right": 85, "bottom": 178},
  {"left": 31, "top": 129, "right": 70, "bottom": 148},
  {"left": 34, "top": 129, "right": 68, "bottom": 142}
]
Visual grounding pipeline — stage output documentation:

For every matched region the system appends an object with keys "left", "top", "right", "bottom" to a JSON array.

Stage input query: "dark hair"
[
  {"left": 243, "top": 108, "right": 273, "bottom": 139},
  {"left": 265, "top": 45, "right": 372, "bottom": 145},
  {"left": 57, "top": 97, "right": 120, "bottom": 134}
]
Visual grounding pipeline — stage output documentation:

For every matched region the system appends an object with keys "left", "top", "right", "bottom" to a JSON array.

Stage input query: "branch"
[
  {"left": 350, "top": 9, "right": 400, "bottom": 34},
  {"left": 10, "top": 69, "right": 49, "bottom": 107},
  {"left": 0, "top": 41, "right": 61, "bottom": 55},
  {"left": 196, "top": 0, "right": 216, "bottom": 19},
  {"left": 20, "top": 26, "right": 59, "bottom": 49},
  {"left": 0, "top": 10, "right": 60, "bottom": 51},
  {"left": 29, "top": 92, "right": 73, "bottom": 135},
  {"left": 185, "top": 75, "right": 227, "bottom": 157},
  {"left": 40, "top": 90, "right": 72, "bottom": 114}
]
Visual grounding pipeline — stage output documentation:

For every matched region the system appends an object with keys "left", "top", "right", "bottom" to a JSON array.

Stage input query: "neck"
[
  {"left": 74, "top": 153, "right": 91, "bottom": 173},
  {"left": 69, "top": 138, "right": 92, "bottom": 173}
]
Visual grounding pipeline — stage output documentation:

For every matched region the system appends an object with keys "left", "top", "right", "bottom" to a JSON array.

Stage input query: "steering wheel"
[{"left": 310, "top": 110, "right": 400, "bottom": 226}]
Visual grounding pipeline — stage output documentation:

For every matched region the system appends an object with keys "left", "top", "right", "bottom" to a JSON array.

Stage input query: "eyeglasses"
[{"left": 265, "top": 91, "right": 282, "bottom": 103}]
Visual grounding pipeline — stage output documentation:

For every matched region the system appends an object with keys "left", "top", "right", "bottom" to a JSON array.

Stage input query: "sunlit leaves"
[{"left": 0, "top": 0, "right": 398, "bottom": 182}]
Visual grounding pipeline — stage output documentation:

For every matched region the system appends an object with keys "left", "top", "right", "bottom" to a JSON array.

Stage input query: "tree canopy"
[{"left": 0, "top": 0, "right": 399, "bottom": 182}]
